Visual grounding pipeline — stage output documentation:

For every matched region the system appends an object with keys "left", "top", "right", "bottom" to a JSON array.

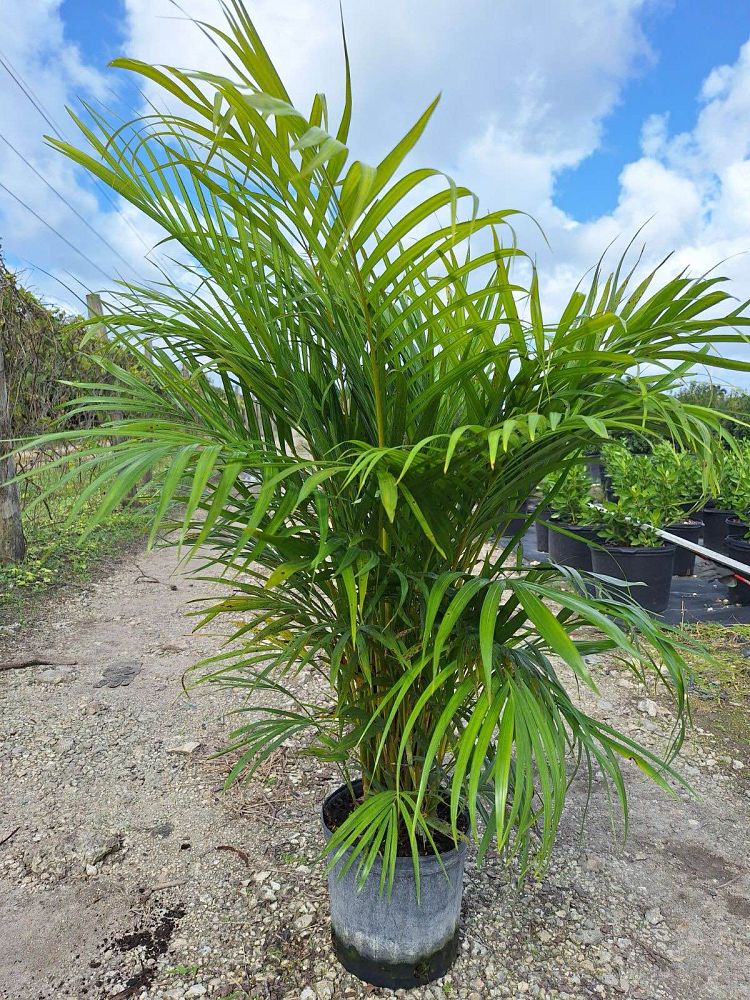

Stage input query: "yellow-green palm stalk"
[{"left": 25, "top": 2, "right": 750, "bottom": 889}]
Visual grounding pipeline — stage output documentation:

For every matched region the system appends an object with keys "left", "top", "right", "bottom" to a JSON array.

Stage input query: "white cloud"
[{"left": 1, "top": 0, "right": 749, "bottom": 386}]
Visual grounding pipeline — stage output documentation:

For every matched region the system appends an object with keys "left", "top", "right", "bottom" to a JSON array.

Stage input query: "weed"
[{"left": 166, "top": 963, "right": 200, "bottom": 977}]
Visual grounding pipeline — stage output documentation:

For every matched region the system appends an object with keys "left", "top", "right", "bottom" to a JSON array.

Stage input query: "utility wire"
[
  {"left": 0, "top": 132, "right": 139, "bottom": 275},
  {"left": 0, "top": 181, "right": 112, "bottom": 281},
  {"left": 0, "top": 52, "right": 65, "bottom": 141}
]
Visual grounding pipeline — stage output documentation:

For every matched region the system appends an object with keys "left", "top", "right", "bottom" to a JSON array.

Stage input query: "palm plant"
[{"left": 25, "top": 3, "right": 750, "bottom": 895}]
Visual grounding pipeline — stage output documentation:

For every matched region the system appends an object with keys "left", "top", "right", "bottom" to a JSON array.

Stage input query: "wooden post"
[{"left": 0, "top": 282, "right": 26, "bottom": 562}]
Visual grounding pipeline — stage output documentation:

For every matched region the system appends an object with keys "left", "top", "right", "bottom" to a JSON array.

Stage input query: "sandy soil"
[{"left": 0, "top": 544, "right": 749, "bottom": 1000}]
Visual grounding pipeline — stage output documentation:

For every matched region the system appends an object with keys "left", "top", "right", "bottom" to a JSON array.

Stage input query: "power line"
[
  {"left": 0, "top": 51, "right": 65, "bottom": 141},
  {"left": 0, "top": 180, "right": 113, "bottom": 281},
  {"left": 0, "top": 48, "right": 157, "bottom": 268},
  {"left": 0, "top": 131, "right": 140, "bottom": 275}
]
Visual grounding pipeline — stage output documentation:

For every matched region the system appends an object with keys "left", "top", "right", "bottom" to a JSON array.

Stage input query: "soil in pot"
[
  {"left": 666, "top": 520, "right": 703, "bottom": 577},
  {"left": 724, "top": 536, "right": 750, "bottom": 605},
  {"left": 322, "top": 781, "right": 468, "bottom": 989},
  {"left": 590, "top": 544, "right": 675, "bottom": 614},
  {"left": 548, "top": 523, "right": 600, "bottom": 571},
  {"left": 701, "top": 507, "right": 732, "bottom": 553}
]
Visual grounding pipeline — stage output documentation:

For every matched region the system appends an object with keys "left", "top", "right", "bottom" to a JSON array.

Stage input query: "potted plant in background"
[
  {"left": 19, "top": 3, "right": 750, "bottom": 988},
  {"left": 592, "top": 499, "right": 676, "bottom": 613},
  {"left": 649, "top": 443, "right": 705, "bottom": 577},
  {"left": 531, "top": 474, "right": 556, "bottom": 552},
  {"left": 724, "top": 443, "right": 750, "bottom": 548},
  {"left": 547, "top": 465, "right": 599, "bottom": 569},
  {"left": 701, "top": 453, "right": 737, "bottom": 553}
]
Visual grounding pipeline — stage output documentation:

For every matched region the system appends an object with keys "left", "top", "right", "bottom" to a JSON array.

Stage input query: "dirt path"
[{"left": 1, "top": 545, "right": 749, "bottom": 1000}]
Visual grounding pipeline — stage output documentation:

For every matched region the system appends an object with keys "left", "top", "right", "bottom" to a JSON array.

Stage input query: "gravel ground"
[{"left": 1, "top": 544, "right": 749, "bottom": 1000}]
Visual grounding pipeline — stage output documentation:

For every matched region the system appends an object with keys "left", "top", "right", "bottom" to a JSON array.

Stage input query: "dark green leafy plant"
[
  {"left": 596, "top": 503, "right": 663, "bottom": 548},
  {"left": 547, "top": 466, "right": 594, "bottom": 525},
  {"left": 20, "top": 3, "right": 750, "bottom": 891},
  {"left": 724, "top": 442, "right": 750, "bottom": 524}
]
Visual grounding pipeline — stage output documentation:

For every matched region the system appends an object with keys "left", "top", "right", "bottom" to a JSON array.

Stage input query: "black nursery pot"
[
  {"left": 548, "top": 523, "right": 600, "bottom": 571},
  {"left": 725, "top": 517, "right": 750, "bottom": 549},
  {"left": 725, "top": 536, "right": 750, "bottom": 605},
  {"left": 590, "top": 544, "right": 675, "bottom": 614},
  {"left": 321, "top": 781, "right": 467, "bottom": 989},
  {"left": 534, "top": 508, "right": 551, "bottom": 552},
  {"left": 701, "top": 507, "right": 732, "bottom": 553},
  {"left": 498, "top": 499, "right": 532, "bottom": 538},
  {"left": 666, "top": 520, "right": 704, "bottom": 577}
]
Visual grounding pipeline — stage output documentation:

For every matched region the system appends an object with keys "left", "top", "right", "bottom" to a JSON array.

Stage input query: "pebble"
[{"left": 3, "top": 545, "right": 748, "bottom": 1000}]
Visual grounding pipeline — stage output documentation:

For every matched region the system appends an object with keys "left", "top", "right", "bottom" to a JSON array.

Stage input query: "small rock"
[
  {"left": 645, "top": 907, "right": 663, "bottom": 925},
  {"left": 577, "top": 928, "right": 604, "bottom": 945},
  {"left": 295, "top": 913, "right": 315, "bottom": 930},
  {"left": 186, "top": 987, "right": 206, "bottom": 998},
  {"left": 166, "top": 741, "right": 201, "bottom": 755},
  {"left": 300, "top": 989, "right": 316, "bottom": 1000},
  {"left": 733, "top": 759, "right": 745, "bottom": 771},
  {"left": 637, "top": 699, "right": 658, "bottom": 718}
]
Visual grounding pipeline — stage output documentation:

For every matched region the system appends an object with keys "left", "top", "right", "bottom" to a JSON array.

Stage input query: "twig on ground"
[
  {"left": 0, "top": 658, "right": 77, "bottom": 672},
  {"left": 637, "top": 937, "right": 674, "bottom": 968},
  {"left": 134, "top": 563, "right": 160, "bottom": 584},
  {"left": 216, "top": 844, "right": 251, "bottom": 866},
  {"left": 0, "top": 826, "right": 19, "bottom": 847},
  {"left": 138, "top": 878, "right": 188, "bottom": 903}
]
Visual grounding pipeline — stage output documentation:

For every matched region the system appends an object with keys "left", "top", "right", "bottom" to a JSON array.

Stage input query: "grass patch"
[
  {"left": 681, "top": 622, "right": 750, "bottom": 702},
  {"left": 0, "top": 458, "right": 152, "bottom": 619}
]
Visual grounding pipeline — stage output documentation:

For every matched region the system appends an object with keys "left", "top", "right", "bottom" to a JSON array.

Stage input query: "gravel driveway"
[{"left": 1, "top": 544, "right": 749, "bottom": 1000}]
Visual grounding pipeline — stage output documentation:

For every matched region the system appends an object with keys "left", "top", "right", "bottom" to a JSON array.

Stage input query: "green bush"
[{"left": 25, "top": 2, "right": 750, "bottom": 889}]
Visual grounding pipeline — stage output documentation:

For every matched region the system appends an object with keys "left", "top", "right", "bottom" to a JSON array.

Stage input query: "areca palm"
[{"left": 27, "top": 2, "right": 750, "bottom": 889}]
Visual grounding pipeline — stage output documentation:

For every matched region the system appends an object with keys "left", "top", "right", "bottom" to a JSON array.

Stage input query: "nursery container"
[
  {"left": 590, "top": 544, "right": 675, "bottom": 614},
  {"left": 724, "top": 517, "right": 750, "bottom": 551},
  {"left": 701, "top": 507, "right": 732, "bottom": 553},
  {"left": 534, "top": 508, "right": 551, "bottom": 552},
  {"left": 498, "top": 498, "right": 534, "bottom": 538},
  {"left": 586, "top": 456, "right": 603, "bottom": 485},
  {"left": 666, "top": 520, "right": 703, "bottom": 577},
  {"left": 322, "top": 781, "right": 467, "bottom": 988},
  {"left": 548, "top": 523, "right": 600, "bottom": 571},
  {"left": 724, "top": 536, "right": 750, "bottom": 605}
]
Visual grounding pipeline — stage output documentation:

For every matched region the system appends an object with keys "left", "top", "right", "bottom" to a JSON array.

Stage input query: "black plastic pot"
[
  {"left": 666, "top": 520, "right": 703, "bottom": 577},
  {"left": 701, "top": 507, "right": 732, "bottom": 553},
  {"left": 590, "top": 544, "right": 675, "bottom": 614},
  {"left": 548, "top": 523, "right": 600, "bottom": 571},
  {"left": 534, "top": 508, "right": 551, "bottom": 552},
  {"left": 725, "top": 516, "right": 750, "bottom": 548},
  {"left": 322, "top": 782, "right": 467, "bottom": 988},
  {"left": 725, "top": 536, "right": 750, "bottom": 605},
  {"left": 498, "top": 499, "right": 532, "bottom": 538},
  {"left": 586, "top": 457, "right": 603, "bottom": 485}
]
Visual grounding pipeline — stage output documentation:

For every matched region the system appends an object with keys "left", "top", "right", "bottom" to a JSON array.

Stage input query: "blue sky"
[
  {"left": 2, "top": 0, "right": 750, "bottom": 384},
  {"left": 52, "top": 0, "right": 750, "bottom": 222}
]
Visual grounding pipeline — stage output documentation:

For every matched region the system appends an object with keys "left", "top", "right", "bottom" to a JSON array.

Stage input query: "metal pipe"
[
  {"left": 588, "top": 502, "right": 750, "bottom": 577},
  {"left": 654, "top": 527, "right": 750, "bottom": 577}
]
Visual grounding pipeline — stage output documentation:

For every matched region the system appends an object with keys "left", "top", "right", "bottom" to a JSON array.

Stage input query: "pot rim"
[
  {"left": 596, "top": 544, "right": 675, "bottom": 555},
  {"left": 321, "top": 781, "right": 469, "bottom": 872},
  {"left": 726, "top": 535, "right": 750, "bottom": 549},
  {"left": 548, "top": 521, "right": 600, "bottom": 533},
  {"left": 667, "top": 519, "right": 703, "bottom": 527},
  {"left": 726, "top": 516, "right": 750, "bottom": 527}
]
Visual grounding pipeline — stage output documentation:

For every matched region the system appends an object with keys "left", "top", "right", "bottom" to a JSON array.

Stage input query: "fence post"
[{"left": 0, "top": 307, "right": 26, "bottom": 562}]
